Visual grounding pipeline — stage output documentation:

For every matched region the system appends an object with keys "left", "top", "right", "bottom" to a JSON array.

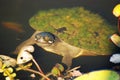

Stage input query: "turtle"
[{"left": 14, "top": 7, "right": 117, "bottom": 68}]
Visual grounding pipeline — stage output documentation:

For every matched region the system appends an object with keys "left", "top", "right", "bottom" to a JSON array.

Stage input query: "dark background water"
[{"left": 0, "top": 0, "right": 120, "bottom": 79}]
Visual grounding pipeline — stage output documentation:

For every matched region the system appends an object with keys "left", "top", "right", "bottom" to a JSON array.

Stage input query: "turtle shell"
[{"left": 29, "top": 7, "right": 117, "bottom": 55}]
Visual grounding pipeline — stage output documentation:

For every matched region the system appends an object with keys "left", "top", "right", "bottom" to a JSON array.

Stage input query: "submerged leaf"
[
  {"left": 55, "top": 63, "right": 64, "bottom": 72},
  {"left": 51, "top": 67, "right": 61, "bottom": 76},
  {"left": 51, "top": 63, "right": 64, "bottom": 77}
]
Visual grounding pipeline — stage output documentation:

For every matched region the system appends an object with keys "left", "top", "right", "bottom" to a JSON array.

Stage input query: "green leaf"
[
  {"left": 55, "top": 63, "right": 64, "bottom": 72},
  {"left": 51, "top": 67, "right": 61, "bottom": 76},
  {"left": 74, "top": 70, "right": 120, "bottom": 80}
]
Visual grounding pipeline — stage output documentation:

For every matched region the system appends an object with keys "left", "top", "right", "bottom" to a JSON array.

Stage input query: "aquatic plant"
[
  {"left": 113, "top": 4, "right": 120, "bottom": 17},
  {"left": 41, "top": 65, "right": 82, "bottom": 80},
  {"left": 51, "top": 63, "right": 64, "bottom": 77},
  {"left": 0, "top": 56, "right": 16, "bottom": 80},
  {"left": 0, "top": 47, "right": 120, "bottom": 80},
  {"left": 74, "top": 70, "right": 120, "bottom": 80},
  {"left": 0, "top": 64, "right": 16, "bottom": 80},
  {"left": 110, "top": 4, "right": 120, "bottom": 47}
]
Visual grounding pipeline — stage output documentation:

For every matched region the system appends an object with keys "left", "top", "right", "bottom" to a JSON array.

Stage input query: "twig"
[
  {"left": 32, "top": 58, "right": 44, "bottom": 74},
  {"left": 23, "top": 68, "right": 50, "bottom": 80},
  {"left": 67, "top": 66, "right": 81, "bottom": 73},
  {"left": 16, "top": 63, "right": 50, "bottom": 80}
]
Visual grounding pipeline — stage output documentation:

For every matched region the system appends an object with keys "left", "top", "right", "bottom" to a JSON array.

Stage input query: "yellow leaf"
[
  {"left": 7, "top": 68, "right": 13, "bottom": 73},
  {"left": 10, "top": 73, "right": 16, "bottom": 77},
  {"left": 113, "top": 4, "right": 120, "bottom": 17}
]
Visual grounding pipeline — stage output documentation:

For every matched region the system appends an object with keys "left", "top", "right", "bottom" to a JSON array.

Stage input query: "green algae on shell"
[{"left": 29, "top": 7, "right": 117, "bottom": 55}]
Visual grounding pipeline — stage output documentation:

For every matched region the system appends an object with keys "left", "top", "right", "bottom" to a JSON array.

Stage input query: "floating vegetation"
[
  {"left": 110, "top": 4, "right": 120, "bottom": 47},
  {"left": 0, "top": 54, "right": 119, "bottom": 80},
  {"left": 0, "top": 64, "right": 16, "bottom": 80}
]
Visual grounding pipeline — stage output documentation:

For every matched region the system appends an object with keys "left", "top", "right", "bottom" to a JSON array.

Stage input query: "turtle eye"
[
  {"left": 37, "top": 35, "right": 41, "bottom": 39},
  {"left": 35, "top": 35, "right": 41, "bottom": 41}
]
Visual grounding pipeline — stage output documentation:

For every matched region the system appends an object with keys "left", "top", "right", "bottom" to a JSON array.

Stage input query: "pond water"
[{"left": 0, "top": 0, "right": 120, "bottom": 79}]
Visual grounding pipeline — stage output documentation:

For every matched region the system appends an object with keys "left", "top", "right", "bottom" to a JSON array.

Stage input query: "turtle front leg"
[{"left": 62, "top": 55, "right": 73, "bottom": 70}]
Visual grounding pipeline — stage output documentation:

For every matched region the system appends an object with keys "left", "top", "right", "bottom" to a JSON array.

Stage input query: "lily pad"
[
  {"left": 29, "top": 7, "right": 117, "bottom": 55},
  {"left": 74, "top": 70, "right": 120, "bottom": 80}
]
